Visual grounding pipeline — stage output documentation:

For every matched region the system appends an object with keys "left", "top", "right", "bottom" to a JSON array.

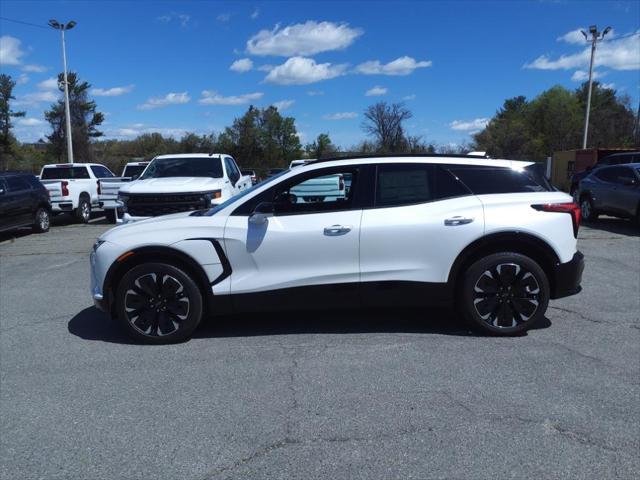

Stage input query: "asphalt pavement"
[{"left": 1, "top": 215, "right": 638, "bottom": 480}]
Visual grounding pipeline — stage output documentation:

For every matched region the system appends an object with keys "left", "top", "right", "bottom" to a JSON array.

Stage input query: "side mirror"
[{"left": 249, "top": 201, "right": 274, "bottom": 224}]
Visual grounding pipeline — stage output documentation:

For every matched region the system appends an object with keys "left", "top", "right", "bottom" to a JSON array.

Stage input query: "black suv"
[
  {"left": 578, "top": 163, "right": 640, "bottom": 223},
  {"left": 0, "top": 172, "right": 51, "bottom": 234}
]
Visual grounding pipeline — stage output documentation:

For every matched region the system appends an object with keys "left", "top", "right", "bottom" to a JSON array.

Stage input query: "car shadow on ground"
[
  {"left": 68, "top": 306, "right": 552, "bottom": 345},
  {"left": 0, "top": 213, "right": 110, "bottom": 243},
  {"left": 582, "top": 217, "right": 639, "bottom": 237}
]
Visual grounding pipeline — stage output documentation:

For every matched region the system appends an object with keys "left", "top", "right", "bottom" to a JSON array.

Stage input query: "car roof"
[
  {"left": 42, "top": 163, "right": 105, "bottom": 167},
  {"left": 602, "top": 151, "right": 640, "bottom": 157},
  {"left": 153, "top": 153, "right": 226, "bottom": 159},
  {"left": 301, "top": 155, "right": 534, "bottom": 169},
  {"left": 596, "top": 162, "right": 640, "bottom": 169},
  {"left": 0, "top": 171, "right": 34, "bottom": 177}
]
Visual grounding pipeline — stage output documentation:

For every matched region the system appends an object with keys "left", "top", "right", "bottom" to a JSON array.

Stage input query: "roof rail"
[{"left": 306, "top": 152, "right": 489, "bottom": 165}]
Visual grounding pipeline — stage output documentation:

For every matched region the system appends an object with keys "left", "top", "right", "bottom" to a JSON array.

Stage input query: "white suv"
[{"left": 90, "top": 155, "right": 584, "bottom": 343}]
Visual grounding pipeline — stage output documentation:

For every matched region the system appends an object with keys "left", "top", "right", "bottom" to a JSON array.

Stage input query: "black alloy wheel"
[
  {"left": 462, "top": 253, "right": 549, "bottom": 335},
  {"left": 116, "top": 262, "right": 203, "bottom": 344}
]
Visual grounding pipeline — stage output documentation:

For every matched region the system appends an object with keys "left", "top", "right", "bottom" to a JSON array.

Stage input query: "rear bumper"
[{"left": 551, "top": 251, "right": 584, "bottom": 299}]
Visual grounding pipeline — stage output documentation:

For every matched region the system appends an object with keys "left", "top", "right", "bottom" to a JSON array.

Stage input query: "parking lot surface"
[{"left": 1, "top": 216, "right": 639, "bottom": 480}]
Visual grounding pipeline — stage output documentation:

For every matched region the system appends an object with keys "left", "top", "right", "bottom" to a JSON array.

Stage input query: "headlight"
[
  {"left": 203, "top": 190, "right": 222, "bottom": 206},
  {"left": 93, "top": 240, "right": 106, "bottom": 253}
]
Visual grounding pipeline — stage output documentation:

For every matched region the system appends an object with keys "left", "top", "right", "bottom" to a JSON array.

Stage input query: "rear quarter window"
[{"left": 448, "top": 166, "right": 550, "bottom": 194}]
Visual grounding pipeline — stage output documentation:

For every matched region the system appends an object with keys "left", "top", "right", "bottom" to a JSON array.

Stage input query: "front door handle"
[
  {"left": 324, "top": 225, "right": 352, "bottom": 236},
  {"left": 444, "top": 216, "right": 474, "bottom": 226}
]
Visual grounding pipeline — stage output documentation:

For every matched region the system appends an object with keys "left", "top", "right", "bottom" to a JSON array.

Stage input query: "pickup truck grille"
[{"left": 126, "top": 193, "right": 208, "bottom": 217}]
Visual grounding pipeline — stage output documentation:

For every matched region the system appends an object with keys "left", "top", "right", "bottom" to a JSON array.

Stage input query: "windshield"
[
  {"left": 140, "top": 157, "right": 223, "bottom": 179},
  {"left": 123, "top": 165, "right": 147, "bottom": 178},
  {"left": 198, "top": 168, "right": 289, "bottom": 216}
]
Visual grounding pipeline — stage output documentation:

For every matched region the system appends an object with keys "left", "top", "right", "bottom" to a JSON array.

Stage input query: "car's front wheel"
[
  {"left": 460, "top": 252, "right": 550, "bottom": 336},
  {"left": 115, "top": 262, "right": 203, "bottom": 344}
]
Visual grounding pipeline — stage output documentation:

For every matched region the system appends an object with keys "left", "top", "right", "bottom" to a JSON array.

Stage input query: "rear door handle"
[
  {"left": 324, "top": 225, "right": 352, "bottom": 236},
  {"left": 444, "top": 216, "right": 474, "bottom": 226}
]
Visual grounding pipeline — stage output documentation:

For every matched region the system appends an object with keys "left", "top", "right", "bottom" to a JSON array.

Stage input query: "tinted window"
[
  {"left": 90, "top": 165, "right": 114, "bottom": 178},
  {"left": 6, "top": 176, "right": 31, "bottom": 192},
  {"left": 25, "top": 175, "right": 43, "bottom": 189},
  {"left": 140, "top": 157, "right": 223, "bottom": 179},
  {"left": 433, "top": 166, "right": 471, "bottom": 200},
  {"left": 41, "top": 166, "right": 90, "bottom": 179},
  {"left": 224, "top": 157, "right": 240, "bottom": 183},
  {"left": 376, "top": 164, "right": 431, "bottom": 207},
  {"left": 449, "top": 166, "right": 549, "bottom": 194},
  {"left": 595, "top": 166, "right": 627, "bottom": 183},
  {"left": 122, "top": 165, "right": 147, "bottom": 178}
]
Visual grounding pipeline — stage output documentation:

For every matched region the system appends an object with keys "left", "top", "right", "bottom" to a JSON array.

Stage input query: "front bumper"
[{"left": 550, "top": 251, "right": 584, "bottom": 299}]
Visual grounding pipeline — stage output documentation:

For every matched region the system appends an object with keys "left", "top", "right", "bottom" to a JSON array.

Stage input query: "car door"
[
  {"left": 608, "top": 166, "right": 640, "bottom": 217},
  {"left": 222, "top": 165, "right": 364, "bottom": 311},
  {"left": 4, "top": 175, "right": 33, "bottom": 227},
  {"left": 0, "top": 178, "right": 13, "bottom": 231},
  {"left": 359, "top": 163, "right": 484, "bottom": 307}
]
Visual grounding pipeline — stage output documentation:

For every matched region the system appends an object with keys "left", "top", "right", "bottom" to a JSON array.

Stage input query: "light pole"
[
  {"left": 580, "top": 25, "right": 611, "bottom": 149},
  {"left": 48, "top": 19, "right": 76, "bottom": 163}
]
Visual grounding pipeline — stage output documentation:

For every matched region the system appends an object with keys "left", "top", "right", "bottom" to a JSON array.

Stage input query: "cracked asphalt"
[{"left": 1, "top": 216, "right": 639, "bottom": 479}]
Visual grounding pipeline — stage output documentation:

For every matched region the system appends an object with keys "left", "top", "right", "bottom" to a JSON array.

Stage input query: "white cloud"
[
  {"left": 365, "top": 86, "right": 387, "bottom": 96},
  {"left": 16, "top": 74, "right": 29, "bottom": 85},
  {"left": 570, "top": 70, "right": 604, "bottom": 82},
  {"left": 247, "top": 21, "right": 363, "bottom": 56},
  {"left": 449, "top": 118, "right": 490, "bottom": 131},
  {"left": 156, "top": 13, "right": 191, "bottom": 28},
  {"left": 601, "top": 82, "right": 616, "bottom": 90},
  {"left": 91, "top": 84, "right": 135, "bottom": 96},
  {"left": 251, "top": 8, "right": 259, "bottom": 19},
  {"left": 0, "top": 36, "right": 25, "bottom": 65},
  {"left": 264, "top": 57, "right": 348, "bottom": 85},
  {"left": 21, "top": 64, "right": 47, "bottom": 73},
  {"left": 230, "top": 58, "right": 253, "bottom": 73},
  {"left": 323, "top": 112, "right": 357, "bottom": 120},
  {"left": 403, "top": 94, "right": 416, "bottom": 100},
  {"left": 37, "top": 77, "right": 59, "bottom": 90},
  {"left": 356, "top": 56, "right": 432, "bottom": 76},
  {"left": 104, "top": 124, "right": 190, "bottom": 139},
  {"left": 557, "top": 28, "right": 587, "bottom": 45},
  {"left": 307, "top": 90, "right": 324, "bottom": 96},
  {"left": 271, "top": 99, "right": 295, "bottom": 110},
  {"left": 526, "top": 30, "right": 639, "bottom": 71},
  {"left": 14, "top": 90, "right": 58, "bottom": 106},
  {"left": 257, "top": 64, "right": 275, "bottom": 72},
  {"left": 198, "top": 91, "right": 263, "bottom": 105},
  {"left": 138, "top": 92, "right": 191, "bottom": 110},
  {"left": 217, "top": 13, "right": 231, "bottom": 22},
  {"left": 17, "top": 117, "right": 45, "bottom": 127}
]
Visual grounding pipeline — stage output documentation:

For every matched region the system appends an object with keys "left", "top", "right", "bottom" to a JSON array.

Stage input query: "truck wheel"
[
  {"left": 105, "top": 210, "right": 116, "bottom": 223},
  {"left": 75, "top": 196, "right": 91, "bottom": 224},
  {"left": 115, "top": 262, "right": 203, "bottom": 344},
  {"left": 460, "top": 252, "right": 550, "bottom": 336},
  {"left": 33, "top": 207, "right": 50, "bottom": 233}
]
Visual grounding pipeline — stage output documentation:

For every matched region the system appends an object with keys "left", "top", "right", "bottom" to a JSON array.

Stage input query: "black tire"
[
  {"left": 75, "top": 196, "right": 91, "bottom": 224},
  {"left": 460, "top": 252, "right": 550, "bottom": 336},
  {"left": 580, "top": 195, "right": 598, "bottom": 222},
  {"left": 104, "top": 209, "right": 117, "bottom": 223},
  {"left": 115, "top": 262, "right": 203, "bottom": 344},
  {"left": 32, "top": 207, "right": 50, "bottom": 233}
]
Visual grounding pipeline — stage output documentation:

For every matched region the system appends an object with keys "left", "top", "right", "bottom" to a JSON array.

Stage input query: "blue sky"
[{"left": 1, "top": 0, "right": 639, "bottom": 149}]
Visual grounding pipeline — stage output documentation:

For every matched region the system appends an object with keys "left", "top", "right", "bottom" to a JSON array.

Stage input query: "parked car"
[
  {"left": 570, "top": 151, "right": 640, "bottom": 200},
  {"left": 241, "top": 169, "right": 258, "bottom": 185},
  {"left": 0, "top": 172, "right": 51, "bottom": 234},
  {"left": 39, "top": 163, "right": 115, "bottom": 223},
  {"left": 99, "top": 161, "right": 150, "bottom": 223},
  {"left": 91, "top": 154, "right": 584, "bottom": 344},
  {"left": 577, "top": 163, "right": 640, "bottom": 223},
  {"left": 289, "top": 173, "right": 346, "bottom": 202},
  {"left": 117, "top": 154, "right": 252, "bottom": 224}
]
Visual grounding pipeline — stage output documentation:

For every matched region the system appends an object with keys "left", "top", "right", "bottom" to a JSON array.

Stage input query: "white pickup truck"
[
  {"left": 98, "top": 161, "right": 149, "bottom": 223},
  {"left": 39, "top": 163, "right": 115, "bottom": 223},
  {"left": 117, "top": 154, "right": 252, "bottom": 223}
]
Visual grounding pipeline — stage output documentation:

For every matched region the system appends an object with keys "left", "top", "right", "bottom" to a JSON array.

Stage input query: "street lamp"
[
  {"left": 48, "top": 19, "right": 76, "bottom": 163},
  {"left": 580, "top": 24, "right": 612, "bottom": 149}
]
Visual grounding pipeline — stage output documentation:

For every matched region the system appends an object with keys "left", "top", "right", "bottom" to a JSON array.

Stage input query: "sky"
[{"left": 1, "top": 0, "right": 639, "bottom": 149}]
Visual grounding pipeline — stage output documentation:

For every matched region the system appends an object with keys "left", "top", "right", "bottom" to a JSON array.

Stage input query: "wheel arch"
[
  {"left": 103, "top": 246, "right": 215, "bottom": 318},
  {"left": 447, "top": 231, "right": 561, "bottom": 296}
]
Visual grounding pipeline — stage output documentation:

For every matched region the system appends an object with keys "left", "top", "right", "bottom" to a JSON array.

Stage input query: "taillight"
[
  {"left": 97, "top": 181, "right": 101, "bottom": 195},
  {"left": 532, "top": 202, "right": 581, "bottom": 238},
  {"left": 61, "top": 181, "right": 69, "bottom": 196}
]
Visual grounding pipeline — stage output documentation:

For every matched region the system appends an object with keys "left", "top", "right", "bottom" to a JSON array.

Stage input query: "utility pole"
[
  {"left": 48, "top": 19, "right": 77, "bottom": 163},
  {"left": 581, "top": 25, "right": 611, "bottom": 149}
]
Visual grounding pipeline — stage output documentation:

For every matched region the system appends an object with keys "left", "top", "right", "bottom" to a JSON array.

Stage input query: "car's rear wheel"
[
  {"left": 115, "top": 262, "right": 203, "bottom": 344},
  {"left": 33, "top": 207, "right": 50, "bottom": 233},
  {"left": 580, "top": 195, "right": 598, "bottom": 222},
  {"left": 461, "top": 252, "right": 550, "bottom": 336},
  {"left": 75, "top": 196, "right": 91, "bottom": 224}
]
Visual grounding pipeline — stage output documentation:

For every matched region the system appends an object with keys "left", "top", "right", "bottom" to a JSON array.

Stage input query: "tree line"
[{"left": 1, "top": 71, "right": 637, "bottom": 174}]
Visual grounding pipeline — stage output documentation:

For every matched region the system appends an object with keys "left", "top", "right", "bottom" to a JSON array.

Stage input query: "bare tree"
[{"left": 362, "top": 102, "right": 412, "bottom": 153}]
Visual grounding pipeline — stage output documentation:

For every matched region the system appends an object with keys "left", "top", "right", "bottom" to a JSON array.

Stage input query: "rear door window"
[
  {"left": 6, "top": 176, "right": 32, "bottom": 192},
  {"left": 90, "top": 165, "right": 114, "bottom": 178}
]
